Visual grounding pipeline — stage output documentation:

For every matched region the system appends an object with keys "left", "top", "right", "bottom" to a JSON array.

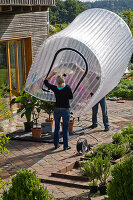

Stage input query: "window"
[{"left": 0, "top": 37, "right": 32, "bottom": 114}]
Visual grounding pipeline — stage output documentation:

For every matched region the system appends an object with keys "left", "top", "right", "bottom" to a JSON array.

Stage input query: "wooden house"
[{"left": 0, "top": 0, "right": 55, "bottom": 110}]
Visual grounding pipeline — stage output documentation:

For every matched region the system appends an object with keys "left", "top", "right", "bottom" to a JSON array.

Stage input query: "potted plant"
[
  {"left": 31, "top": 101, "right": 42, "bottom": 138},
  {"left": 80, "top": 158, "right": 98, "bottom": 193},
  {"left": 10, "top": 85, "right": 40, "bottom": 132},
  {"left": 96, "top": 155, "right": 111, "bottom": 195},
  {"left": 41, "top": 101, "right": 55, "bottom": 126},
  {"left": 61, "top": 116, "right": 75, "bottom": 134}
]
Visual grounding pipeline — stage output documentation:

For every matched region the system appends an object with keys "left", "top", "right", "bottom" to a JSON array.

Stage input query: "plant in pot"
[
  {"left": 10, "top": 86, "right": 40, "bottom": 132},
  {"left": 31, "top": 102, "right": 42, "bottom": 138},
  {"left": 80, "top": 158, "right": 98, "bottom": 193},
  {"left": 61, "top": 114, "right": 75, "bottom": 134},
  {"left": 40, "top": 101, "right": 55, "bottom": 126},
  {"left": 96, "top": 155, "right": 111, "bottom": 195}
]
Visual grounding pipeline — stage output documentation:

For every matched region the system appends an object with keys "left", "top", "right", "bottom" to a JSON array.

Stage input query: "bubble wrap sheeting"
[{"left": 25, "top": 8, "right": 133, "bottom": 117}]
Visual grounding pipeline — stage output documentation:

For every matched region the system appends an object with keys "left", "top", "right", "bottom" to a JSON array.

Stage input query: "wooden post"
[
  {"left": 7, "top": 41, "right": 12, "bottom": 108},
  {"left": 15, "top": 40, "right": 19, "bottom": 92}
]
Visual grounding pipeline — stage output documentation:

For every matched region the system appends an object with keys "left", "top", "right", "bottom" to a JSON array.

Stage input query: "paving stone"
[{"left": 0, "top": 100, "right": 133, "bottom": 199}]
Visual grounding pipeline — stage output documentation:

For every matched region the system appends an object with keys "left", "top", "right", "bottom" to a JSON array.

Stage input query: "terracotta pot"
[
  {"left": 45, "top": 118, "right": 54, "bottom": 126},
  {"left": 61, "top": 120, "right": 74, "bottom": 134},
  {"left": 31, "top": 128, "right": 42, "bottom": 138}
]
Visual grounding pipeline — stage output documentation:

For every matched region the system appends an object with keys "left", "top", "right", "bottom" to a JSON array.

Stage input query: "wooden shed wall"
[{"left": 0, "top": 11, "right": 48, "bottom": 57}]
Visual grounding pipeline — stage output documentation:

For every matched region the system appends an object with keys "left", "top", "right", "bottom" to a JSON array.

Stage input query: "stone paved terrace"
[{"left": 0, "top": 100, "right": 133, "bottom": 200}]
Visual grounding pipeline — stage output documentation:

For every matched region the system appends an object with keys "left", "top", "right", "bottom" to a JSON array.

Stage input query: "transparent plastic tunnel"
[{"left": 25, "top": 8, "right": 133, "bottom": 117}]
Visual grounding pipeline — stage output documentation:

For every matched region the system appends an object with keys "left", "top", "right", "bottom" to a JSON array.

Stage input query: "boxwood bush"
[
  {"left": 121, "top": 124, "right": 133, "bottom": 136},
  {"left": 2, "top": 169, "right": 54, "bottom": 200},
  {"left": 85, "top": 141, "right": 130, "bottom": 161},
  {"left": 107, "top": 155, "right": 133, "bottom": 200},
  {"left": 112, "top": 133, "right": 125, "bottom": 144}
]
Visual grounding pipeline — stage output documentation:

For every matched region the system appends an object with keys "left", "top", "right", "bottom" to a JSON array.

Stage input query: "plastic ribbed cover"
[{"left": 25, "top": 8, "right": 133, "bottom": 117}]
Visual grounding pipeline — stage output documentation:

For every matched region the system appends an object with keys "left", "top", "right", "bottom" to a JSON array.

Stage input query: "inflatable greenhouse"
[{"left": 25, "top": 8, "right": 133, "bottom": 117}]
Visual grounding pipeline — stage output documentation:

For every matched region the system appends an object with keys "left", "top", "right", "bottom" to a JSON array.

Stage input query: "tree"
[
  {"left": 49, "top": 0, "right": 87, "bottom": 24},
  {"left": 121, "top": 9, "right": 133, "bottom": 35}
]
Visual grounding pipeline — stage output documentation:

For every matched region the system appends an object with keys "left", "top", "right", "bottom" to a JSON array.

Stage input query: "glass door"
[{"left": 0, "top": 37, "right": 32, "bottom": 116}]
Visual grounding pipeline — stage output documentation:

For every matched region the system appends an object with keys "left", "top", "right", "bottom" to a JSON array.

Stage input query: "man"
[{"left": 89, "top": 96, "right": 109, "bottom": 131}]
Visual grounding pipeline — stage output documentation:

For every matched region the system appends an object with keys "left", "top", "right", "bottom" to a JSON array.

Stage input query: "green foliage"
[
  {"left": 95, "top": 155, "right": 111, "bottom": 185},
  {"left": 128, "top": 134, "right": 133, "bottom": 147},
  {"left": 107, "top": 155, "right": 133, "bottom": 200},
  {"left": 10, "top": 86, "right": 41, "bottom": 125},
  {"left": 108, "top": 79, "right": 133, "bottom": 99},
  {"left": 84, "top": 1, "right": 133, "bottom": 13},
  {"left": 128, "top": 63, "right": 133, "bottom": 70},
  {"left": 49, "top": 0, "right": 87, "bottom": 24},
  {"left": 40, "top": 101, "right": 55, "bottom": 120},
  {"left": 112, "top": 88, "right": 133, "bottom": 98},
  {"left": 121, "top": 124, "right": 133, "bottom": 136},
  {"left": 0, "top": 84, "right": 11, "bottom": 118},
  {"left": 112, "top": 133, "right": 125, "bottom": 144},
  {"left": 85, "top": 141, "right": 130, "bottom": 161},
  {"left": 93, "top": 143, "right": 115, "bottom": 158},
  {"left": 111, "top": 142, "right": 130, "bottom": 160},
  {"left": 80, "top": 155, "right": 111, "bottom": 186},
  {"left": 80, "top": 159, "right": 98, "bottom": 186},
  {"left": 0, "top": 134, "right": 10, "bottom": 154},
  {"left": 2, "top": 169, "right": 54, "bottom": 200},
  {"left": 0, "top": 134, "right": 10, "bottom": 198},
  {"left": 49, "top": 23, "right": 69, "bottom": 35},
  {"left": 121, "top": 9, "right": 133, "bottom": 35}
]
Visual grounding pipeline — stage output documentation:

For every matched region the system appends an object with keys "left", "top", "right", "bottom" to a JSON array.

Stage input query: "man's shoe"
[
  {"left": 104, "top": 127, "right": 109, "bottom": 132},
  {"left": 55, "top": 145, "right": 60, "bottom": 149},
  {"left": 63, "top": 146, "right": 71, "bottom": 151},
  {"left": 88, "top": 124, "right": 98, "bottom": 129}
]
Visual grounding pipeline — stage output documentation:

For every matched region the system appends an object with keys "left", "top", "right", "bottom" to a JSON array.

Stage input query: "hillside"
[{"left": 84, "top": 0, "right": 133, "bottom": 12}]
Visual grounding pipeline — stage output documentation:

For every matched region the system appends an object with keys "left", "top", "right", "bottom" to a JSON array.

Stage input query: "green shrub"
[
  {"left": 128, "top": 134, "right": 133, "bottom": 147},
  {"left": 128, "top": 63, "right": 133, "bottom": 70},
  {"left": 121, "top": 124, "right": 133, "bottom": 136},
  {"left": 111, "top": 142, "right": 130, "bottom": 160},
  {"left": 80, "top": 158, "right": 98, "bottom": 186},
  {"left": 2, "top": 169, "right": 54, "bottom": 200},
  {"left": 93, "top": 143, "right": 115, "bottom": 158},
  {"left": 107, "top": 155, "right": 133, "bottom": 200},
  {"left": 86, "top": 142, "right": 130, "bottom": 161},
  {"left": 0, "top": 134, "right": 10, "bottom": 154},
  {"left": 108, "top": 79, "right": 133, "bottom": 99},
  {"left": 112, "top": 133, "right": 125, "bottom": 144},
  {"left": 0, "top": 134, "right": 10, "bottom": 198},
  {"left": 0, "top": 84, "right": 11, "bottom": 117},
  {"left": 95, "top": 156, "right": 111, "bottom": 185}
]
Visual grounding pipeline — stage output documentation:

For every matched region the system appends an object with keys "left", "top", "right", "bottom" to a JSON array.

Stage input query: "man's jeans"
[
  {"left": 54, "top": 109, "right": 70, "bottom": 149},
  {"left": 92, "top": 97, "right": 109, "bottom": 128}
]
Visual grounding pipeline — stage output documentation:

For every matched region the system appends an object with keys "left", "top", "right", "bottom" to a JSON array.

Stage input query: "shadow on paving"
[{"left": 6, "top": 125, "right": 92, "bottom": 144}]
